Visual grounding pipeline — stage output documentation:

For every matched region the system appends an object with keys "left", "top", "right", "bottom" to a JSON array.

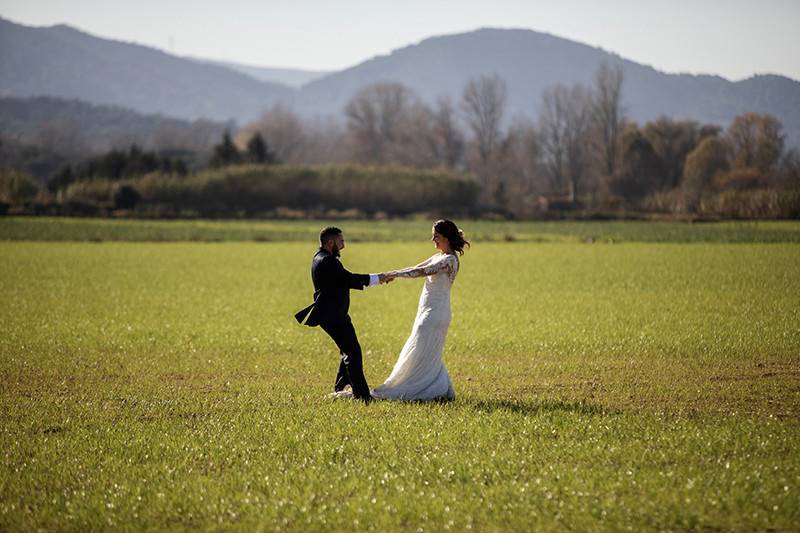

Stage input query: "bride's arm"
[
  {"left": 380, "top": 255, "right": 434, "bottom": 280},
  {"left": 412, "top": 256, "right": 435, "bottom": 269},
  {"left": 385, "top": 255, "right": 455, "bottom": 280}
]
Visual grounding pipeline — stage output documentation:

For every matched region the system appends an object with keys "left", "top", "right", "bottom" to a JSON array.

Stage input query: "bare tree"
[
  {"left": 150, "top": 121, "right": 187, "bottom": 151},
  {"left": 539, "top": 84, "right": 593, "bottom": 204},
  {"left": 186, "top": 119, "right": 229, "bottom": 154},
  {"left": 302, "top": 116, "right": 348, "bottom": 164},
  {"left": 592, "top": 62, "right": 624, "bottom": 179},
  {"left": 236, "top": 104, "right": 306, "bottom": 163},
  {"left": 493, "top": 117, "right": 546, "bottom": 216},
  {"left": 431, "top": 96, "right": 465, "bottom": 168},
  {"left": 34, "top": 118, "right": 87, "bottom": 157},
  {"left": 460, "top": 74, "right": 507, "bottom": 166},
  {"left": 777, "top": 148, "right": 800, "bottom": 190},
  {"left": 539, "top": 90, "right": 566, "bottom": 192},
  {"left": 344, "top": 82, "right": 414, "bottom": 164},
  {"left": 681, "top": 136, "right": 729, "bottom": 212},
  {"left": 726, "top": 112, "right": 785, "bottom": 173},
  {"left": 387, "top": 102, "right": 439, "bottom": 168},
  {"left": 507, "top": 118, "right": 544, "bottom": 191}
]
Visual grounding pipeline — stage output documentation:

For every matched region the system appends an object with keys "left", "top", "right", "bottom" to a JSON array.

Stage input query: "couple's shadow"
[{"left": 402, "top": 396, "right": 617, "bottom": 416}]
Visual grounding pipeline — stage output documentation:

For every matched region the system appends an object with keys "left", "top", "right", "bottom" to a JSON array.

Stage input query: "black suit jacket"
[{"left": 295, "top": 248, "right": 371, "bottom": 327}]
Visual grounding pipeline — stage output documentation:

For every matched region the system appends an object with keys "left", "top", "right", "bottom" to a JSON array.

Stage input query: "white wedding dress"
[{"left": 371, "top": 252, "right": 458, "bottom": 401}]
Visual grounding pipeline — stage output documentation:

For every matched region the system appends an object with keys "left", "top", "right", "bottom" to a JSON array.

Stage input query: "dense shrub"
[
  {"left": 63, "top": 179, "right": 116, "bottom": 204},
  {"left": 706, "top": 189, "right": 800, "bottom": 219},
  {"left": 640, "top": 189, "right": 682, "bottom": 215},
  {"left": 0, "top": 168, "right": 39, "bottom": 204},
  {"left": 113, "top": 184, "right": 141, "bottom": 210},
  {"left": 63, "top": 164, "right": 479, "bottom": 217},
  {"left": 715, "top": 167, "right": 768, "bottom": 191}
]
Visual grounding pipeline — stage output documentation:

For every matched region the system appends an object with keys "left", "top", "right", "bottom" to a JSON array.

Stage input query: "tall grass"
[{"left": 643, "top": 188, "right": 800, "bottom": 219}]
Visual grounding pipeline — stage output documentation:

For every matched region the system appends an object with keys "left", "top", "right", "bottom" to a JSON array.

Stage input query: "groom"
[{"left": 295, "top": 227, "right": 388, "bottom": 403}]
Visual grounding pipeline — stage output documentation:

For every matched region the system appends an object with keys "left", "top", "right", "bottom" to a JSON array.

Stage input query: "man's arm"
[{"left": 323, "top": 256, "right": 372, "bottom": 290}]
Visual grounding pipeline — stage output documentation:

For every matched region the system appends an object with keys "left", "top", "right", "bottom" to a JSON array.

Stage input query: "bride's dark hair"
[{"left": 434, "top": 219, "right": 470, "bottom": 256}]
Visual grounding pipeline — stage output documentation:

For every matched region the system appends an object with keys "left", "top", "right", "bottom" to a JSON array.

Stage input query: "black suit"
[{"left": 295, "top": 247, "right": 372, "bottom": 401}]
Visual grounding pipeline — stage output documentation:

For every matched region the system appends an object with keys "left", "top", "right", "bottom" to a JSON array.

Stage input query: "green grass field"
[
  {"left": 1, "top": 218, "right": 799, "bottom": 530},
  {"left": 2, "top": 216, "right": 800, "bottom": 243}
]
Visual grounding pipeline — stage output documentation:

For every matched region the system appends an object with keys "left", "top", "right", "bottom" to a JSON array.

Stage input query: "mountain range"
[
  {"left": 1, "top": 17, "right": 799, "bottom": 146},
  {"left": 0, "top": 18, "right": 291, "bottom": 123},
  {"left": 187, "top": 57, "right": 329, "bottom": 88}
]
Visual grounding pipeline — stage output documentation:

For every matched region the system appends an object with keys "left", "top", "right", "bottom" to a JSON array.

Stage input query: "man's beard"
[{"left": 331, "top": 244, "right": 341, "bottom": 257}]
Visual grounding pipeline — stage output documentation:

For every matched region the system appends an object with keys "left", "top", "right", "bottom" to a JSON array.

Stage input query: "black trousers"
[{"left": 320, "top": 317, "right": 372, "bottom": 401}]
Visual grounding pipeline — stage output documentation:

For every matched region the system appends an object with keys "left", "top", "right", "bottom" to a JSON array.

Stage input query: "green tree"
[
  {"left": 642, "top": 118, "right": 719, "bottom": 189},
  {"left": 48, "top": 165, "right": 75, "bottom": 193},
  {"left": 211, "top": 130, "right": 240, "bottom": 168},
  {"left": 112, "top": 184, "right": 141, "bottom": 210},
  {"left": 611, "top": 126, "right": 664, "bottom": 205},
  {"left": 246, "top": 132, "right": 277, "bottom": 164}
]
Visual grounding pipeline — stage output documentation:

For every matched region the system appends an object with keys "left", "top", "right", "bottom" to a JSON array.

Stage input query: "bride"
[{"left": 371, "top": 219, "right": 469, "bottom": 401}]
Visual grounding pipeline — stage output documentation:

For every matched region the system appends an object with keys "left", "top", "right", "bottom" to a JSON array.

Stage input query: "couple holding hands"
[{"left": 295, "top": 219, "right": 469, "bottom": 403}]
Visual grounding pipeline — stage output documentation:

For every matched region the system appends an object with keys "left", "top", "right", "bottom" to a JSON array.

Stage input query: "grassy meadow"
[{"left": 1, "top": 217, "right": 799, "bottom": 530}]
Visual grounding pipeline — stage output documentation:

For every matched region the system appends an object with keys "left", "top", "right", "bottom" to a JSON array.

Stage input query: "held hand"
[{"left": 378, "top": 273, "right": 395, "bottom": 284}]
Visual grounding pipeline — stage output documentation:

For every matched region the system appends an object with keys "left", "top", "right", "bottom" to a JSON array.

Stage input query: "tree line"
[
  {"left": 220, "top": 64, "right": 800, "bottom": 218},
  {"left": 0, "top": 96, "right": 228, "bottom": 186},
  {"left": 2, "top": 63, "right": 799, "bottom": 218}
]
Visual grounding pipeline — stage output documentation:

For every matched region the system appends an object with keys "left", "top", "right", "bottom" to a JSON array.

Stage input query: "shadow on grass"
[{"left": 458, "top": 397, "right": 619, "bottom": 416}]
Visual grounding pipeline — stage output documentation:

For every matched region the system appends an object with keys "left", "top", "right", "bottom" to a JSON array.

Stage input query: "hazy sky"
[{"left": 2, "top": 0, "right": 799, "bottom": 80}]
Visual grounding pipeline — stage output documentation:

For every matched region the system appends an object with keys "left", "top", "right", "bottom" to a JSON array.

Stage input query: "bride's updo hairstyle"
[{"left": 434, "top": 219, "right": 470, "bottom": 256}]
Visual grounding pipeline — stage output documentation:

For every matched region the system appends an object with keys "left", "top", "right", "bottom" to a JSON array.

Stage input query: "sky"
[{"left": 2, "top": 0, "right": 799, "bottom": 81}]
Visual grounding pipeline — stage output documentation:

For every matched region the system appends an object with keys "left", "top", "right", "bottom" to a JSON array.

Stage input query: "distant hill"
[
  {"left": 0, "top": 17, "right": 293, "bottom": 123},
  {"left": 2, "top": 19, "right": 798, "bottom": 146},
  {"left": 188, "top": 57, "right": 329, "bottom": 88},
  {"left": 0, "top": 96, "right": 227, "bottom": 153},
  {"left": 296, "top": 28, "right": 800, "bottom": 146}
]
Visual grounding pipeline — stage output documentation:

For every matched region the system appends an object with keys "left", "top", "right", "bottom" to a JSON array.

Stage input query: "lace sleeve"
[
  {"left": 412, "top": 256, "right": 435, "bottom": 269},
  {"left": 388, "top": 254, "right": 457, "bottom": 280}
]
